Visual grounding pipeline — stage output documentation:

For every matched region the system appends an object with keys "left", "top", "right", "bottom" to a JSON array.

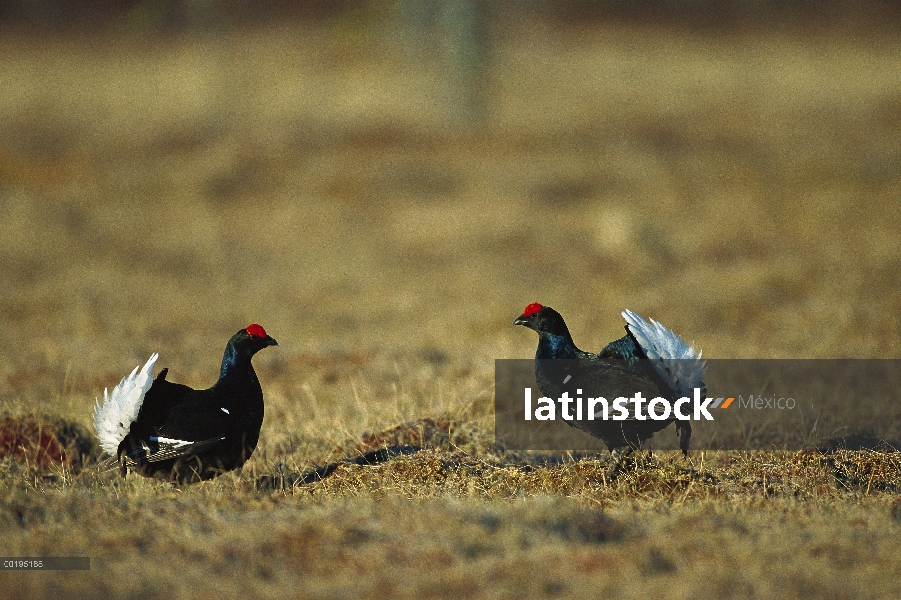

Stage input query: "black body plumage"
[
  {"left": 514, "top": 304, "right": 699, "bottom": 455},
  {"left": 115, "top": 326, "right": 278, "bottom": 482}
]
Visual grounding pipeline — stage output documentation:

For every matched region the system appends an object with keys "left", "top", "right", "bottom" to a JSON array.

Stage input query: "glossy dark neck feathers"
[
  {"left": 530, "top": 308, "right": 585, "bottom": 359},
  {"left": 219, "top": 342, "right": 257, "bottom": 379},
  {"left": 535, "top": 329, "right": 581, "bottom": 359}
]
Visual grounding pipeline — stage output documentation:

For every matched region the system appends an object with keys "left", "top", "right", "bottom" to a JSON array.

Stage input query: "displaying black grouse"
[
  {"left": 514, "top": 303, "right": 706, "bottom": 471},
  {"left": 94, "top": 324, "right": 278, "bottom": 482}
]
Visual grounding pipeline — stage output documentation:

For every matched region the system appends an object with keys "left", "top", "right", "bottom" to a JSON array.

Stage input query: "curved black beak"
[
  {"left": 264, "top": 335, "right": 279, "bottom": 347},
  {"left": 513, "top": 315, "right": 529, "bottom": 326}
]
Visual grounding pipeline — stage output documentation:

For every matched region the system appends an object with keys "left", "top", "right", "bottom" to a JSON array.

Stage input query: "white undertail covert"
[
  {"left": 622, "top": 309, "right": 706, "bottom": 397},
  {"left": 93, "top": 353, "right": 158, "bottom": 456}
]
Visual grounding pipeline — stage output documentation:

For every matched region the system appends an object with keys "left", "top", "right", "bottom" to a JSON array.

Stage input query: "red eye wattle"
[
  {"left": 246, "top": 324, "right": 267, "bottom": 338},
  {"left": 523, "top": 303, "right": 542, "bottom": 317}
]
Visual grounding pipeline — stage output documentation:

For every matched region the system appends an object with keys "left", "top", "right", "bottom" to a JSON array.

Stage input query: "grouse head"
[
  {"left": 228, "top": 323, "right": 278, "bottom": 357},
  {"left": 513, "top": 303, "right": 569, "bottom": 337},
  {"left": 227, "top": 324, "right": 279, "bottom": 360}
]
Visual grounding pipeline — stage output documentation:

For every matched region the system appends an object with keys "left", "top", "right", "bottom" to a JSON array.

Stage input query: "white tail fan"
[
  {"left": 622, "top": 309, "right": 706, "bottom": 397},
  {"left": 93, "top": 354, "right": 159, "bottom": 457}
]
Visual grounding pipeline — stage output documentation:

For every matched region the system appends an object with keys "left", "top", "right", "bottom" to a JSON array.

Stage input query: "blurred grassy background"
[
  {"left": 2, "top": 1, "right": 898, "bottom": 361},
  {"left": 1, "top": 2, "right": 901, "bottom": 597}
]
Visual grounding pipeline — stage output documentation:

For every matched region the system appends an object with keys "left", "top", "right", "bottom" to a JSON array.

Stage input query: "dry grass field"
[{"left": 1, "top": 7, "right": 901, "bottom": 598}]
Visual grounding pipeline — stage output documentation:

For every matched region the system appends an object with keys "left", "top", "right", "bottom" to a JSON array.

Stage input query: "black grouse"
[
  {"left": 514, "top": 303, "right": 706, "bottom": 471},
  {"left": 94, "top": 324, "right": 278, "bottom": 482}
]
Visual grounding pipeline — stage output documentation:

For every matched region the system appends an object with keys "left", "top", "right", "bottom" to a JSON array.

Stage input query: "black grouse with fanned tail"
[
  {"left": 514, "top": 303, "right": 706, "bottom": 458},
  {"left": 93, "top": 324, "right": 278, "bottom": 482}
]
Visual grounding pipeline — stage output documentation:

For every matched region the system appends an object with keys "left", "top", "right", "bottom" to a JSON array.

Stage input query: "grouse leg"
[{"left": 606, "top": 446, "right": 634, "bottom": 479}]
